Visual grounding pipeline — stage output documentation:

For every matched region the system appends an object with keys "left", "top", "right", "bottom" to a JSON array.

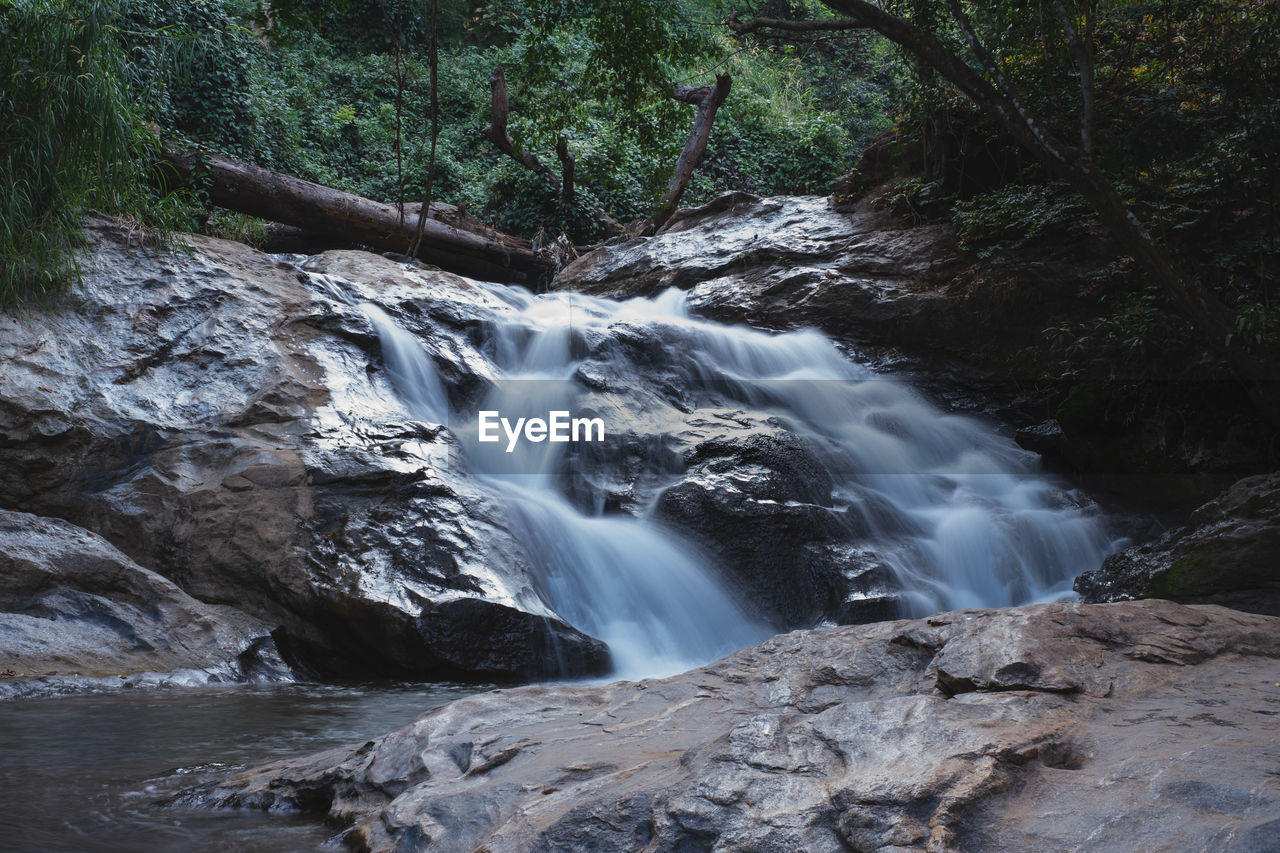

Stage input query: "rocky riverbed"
[{"left": 181, "top": 600, "right": 1280, "bottom": 852}]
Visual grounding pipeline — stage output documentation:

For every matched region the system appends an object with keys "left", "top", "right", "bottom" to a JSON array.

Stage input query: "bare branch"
[
  {"left": 555, "top": 134, "right": 575, "bottom": 205},
  {"left": 408, "top": 0, "right": 440, "bottom": 257},
  {"left": 483, "top": 66, "right": 560, "bottom": 191},
  {"left": 653, "top": 74, "right": 732, "bottom": 229},
  {"left": 727, "top": 14, "right": 867, "bottom": 37},
  {"left": 672, "top": 83, "right": 715, "bottom": 104},
  {"left": 945, "top": 1, "right": 1027, "bottom": 117}
]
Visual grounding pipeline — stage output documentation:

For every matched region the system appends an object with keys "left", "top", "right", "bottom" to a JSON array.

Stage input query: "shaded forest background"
[{"left": 2, "top": 0, "right": 1276, "bottom": 387}]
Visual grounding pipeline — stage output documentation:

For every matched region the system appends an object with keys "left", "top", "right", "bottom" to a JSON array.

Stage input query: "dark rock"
[
  {"left": 555, "top": 195, "right": 959, "bottom": 346},
  {"left": 0, "top": 509, "right": 287, "bottom": 699},
  {"left": 181, "top": 601, "right": 1280, "bottom": 853},
  {"left": 1014, "top": 418, "right": 1069, "bottom": 459},
  {"left": 655, "top": 429, "right": 868, "bottom": 626},
  {"left": 416, "top": 598, "right": 610, "bottom": 679},
  {"left": 1075, "top": 473, "right": 1280, "bottom": 615}
]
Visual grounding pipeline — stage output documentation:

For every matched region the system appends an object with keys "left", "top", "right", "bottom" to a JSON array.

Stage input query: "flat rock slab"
[{"left": 185, "top": 599, "right": 1280, "bottom": 851}]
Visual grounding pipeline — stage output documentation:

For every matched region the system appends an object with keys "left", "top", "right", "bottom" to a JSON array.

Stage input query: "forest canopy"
[{"left": 1, "top": 0, "right": 1275, "bottom": 379}]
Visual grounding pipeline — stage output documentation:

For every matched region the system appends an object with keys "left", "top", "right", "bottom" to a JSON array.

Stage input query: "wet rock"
[
  {"left": 1075, "top": 473, "right": 1280, "bottom": 616},
  {"left": 0, "top": 217, "right": 608, "bottom": 681},
  {"left": 654, "top": 426, "right": 894, "bottom": 626},
  {"left": 183, "top": 601, "right": 1280, "bottom": 853},
  {"left": 1014, "top": 418, "right": 1070, "bottom": 459},
  {"left": 0, "top": 509, "right": 287, "bottom": 699},
  {"left": 555, "top": 194, "right": 959, "bottom": 344}
]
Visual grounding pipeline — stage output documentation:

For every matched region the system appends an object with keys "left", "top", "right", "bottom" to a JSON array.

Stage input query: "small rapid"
[{"left": 334, "top": 268, "right": 1115, "bottom": 678}]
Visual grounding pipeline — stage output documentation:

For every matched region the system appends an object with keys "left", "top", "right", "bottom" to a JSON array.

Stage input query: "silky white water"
[{"left": 353, "top": 272, "right": 1114, "bottom": 679}]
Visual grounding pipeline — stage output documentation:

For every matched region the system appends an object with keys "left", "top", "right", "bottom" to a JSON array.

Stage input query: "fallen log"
[{"left": 158, "top": 146, "right": 553, "bottom": 285}]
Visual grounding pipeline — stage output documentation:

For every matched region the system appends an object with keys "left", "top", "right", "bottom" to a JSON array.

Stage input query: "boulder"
[
  {"left": 654, "top": 425, "right": 897, "bottom": 626},
  {"left": 0, "top": 217, "right": 608, "bottom": 681},
  {"left": 0, "top": 509, "right": 287, "bottom": 699},
  {"left": 555, "top": 194, "right": 959, "bottom": 344},
  {"left": 179, "top": 600, "right": 1280, "bottom": 852},
  {"left": 1076, "top": 473, "right": 1280, "bottom": 615}
]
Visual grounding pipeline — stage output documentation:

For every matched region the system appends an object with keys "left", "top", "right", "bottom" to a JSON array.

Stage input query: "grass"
[{"left": 0, "top": 0, "right": 152, "bottom": 306}]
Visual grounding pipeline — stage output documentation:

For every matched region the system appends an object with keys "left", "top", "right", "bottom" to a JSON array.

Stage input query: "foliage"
[
  {"left": 1, "top": 0, "right": 906, "bottom": 277},
  {"left": 868, "top": 0, "right": 1278, "bottom": 357},
  {"left": 119, "top": 0, "right": 901, "bottom": 239},
  {"left": 0, "top": 0, "right": 159, "bottom": 304},
  {"left": 954, "top": 183, "right": 1090, "bottom": 258},
  {"left": 121, "top": 0, "right": 303, "bottom": 169},
  {"left": 874, "top": 176, "right": 946, "bottom": 224}
]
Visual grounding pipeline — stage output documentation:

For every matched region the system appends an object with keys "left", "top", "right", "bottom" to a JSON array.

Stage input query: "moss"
[
  {"left": 1149, "top": 542, "right": 1227, "bottom": 598},
  {"left": 1054, "top": 381, "right": 1107, "bottom": 434}
]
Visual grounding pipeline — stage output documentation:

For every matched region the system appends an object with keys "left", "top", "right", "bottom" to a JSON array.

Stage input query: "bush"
[{"left": 0, "top": 0, "right": 155, "bottom": 304}]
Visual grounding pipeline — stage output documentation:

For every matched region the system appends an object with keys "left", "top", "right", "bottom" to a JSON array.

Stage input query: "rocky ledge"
[
  {"left": 0, "top": 509, "right": 287, "bottom": 699},
  {"left": 1077, "top": 473, "right": 1280, "bottom": 617},
  {"left": 181, "top": 600, "right": 1280, "bottom": 852},
  {"left": 553, "top": 191, "right": 1109, "bottom": 376},
  {"left": 0, "top": 215, "right": 609, "bottom": 686}
]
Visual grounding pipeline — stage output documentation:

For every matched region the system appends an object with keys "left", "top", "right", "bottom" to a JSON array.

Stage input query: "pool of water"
[{"left": 0, "top": 682, "right": 484, "bottom": 852}]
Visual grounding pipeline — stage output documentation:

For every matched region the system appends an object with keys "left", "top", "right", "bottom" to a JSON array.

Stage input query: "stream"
[{"left": 0, "top": 682, "right": 482, "bottom": 851}]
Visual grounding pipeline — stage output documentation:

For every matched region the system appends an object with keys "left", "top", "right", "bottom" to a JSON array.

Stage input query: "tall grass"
[{"left": 1, "top": 0, "right": 153, "bottom": 306}]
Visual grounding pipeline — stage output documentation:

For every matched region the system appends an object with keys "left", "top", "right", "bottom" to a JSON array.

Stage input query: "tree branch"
[
  {"left": 408, "top": 0, "right": 440, "bottom": 257},
  {"left": 943, "top": 0, "right": 1051, "bottom": 151},
  {"left": 555, "top": 134, "right": 575, "bottom": 205},
  {"left": 1052, "top": 0, "right": 1096, "bottom": 156},
  {"left": 652, "top": 74, "right": 732, "bottom": 229},
  {"left": 483, "top": 66, "right": 559, "bottom": 191},
  {"left": 814, "top": 0, "right": 1279, "bottom": 422}
]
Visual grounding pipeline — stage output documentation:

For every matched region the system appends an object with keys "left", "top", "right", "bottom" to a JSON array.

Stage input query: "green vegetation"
[
  {"left": 2, "top": 0, "right": 1274, "bottom": 356},
  {"left": 861, "top": 0, "right": 1278, "bottom": 364},
  {"left": 1, "top": 0, "right": 900, "bottom": 303},
  {"left": 1, "top": 0, "right": 154, "bottom": 304}
]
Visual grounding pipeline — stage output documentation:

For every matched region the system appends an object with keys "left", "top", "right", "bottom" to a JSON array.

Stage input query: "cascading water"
[{"left": 315, "top": 263, "right": 1115, "bottom": 680}]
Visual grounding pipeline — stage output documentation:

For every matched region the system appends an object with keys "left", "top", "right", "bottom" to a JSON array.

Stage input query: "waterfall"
[{"left": 324, "top": 265, "right": 1114, "bottom": 680}]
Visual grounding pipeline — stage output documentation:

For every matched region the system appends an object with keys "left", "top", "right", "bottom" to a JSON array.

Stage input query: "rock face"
[
  {"left": 181, "top": 600, "right": 1280, "bottom": 852},
  {"left": 556, "top": 194, "right": 960, "bottom": 345},
  {"left": 0, "top": 509, "right": 287, "bottom": 699},
  {"left": 0, "top": 216, "right": 608, "bottom": 682},
  {"left": 1076, "top": 473, "right": 1280, "bottom": 616},
  {"left": 653, "top": 428, "right": 897, "bottom": 626},
  {"left": 553, "top": 192, "right": 1111, "bottom": 372}
]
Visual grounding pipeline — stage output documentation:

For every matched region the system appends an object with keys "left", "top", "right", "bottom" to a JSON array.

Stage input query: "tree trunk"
[
  {"left": 556, "top": 135, "right": 575, "bottom": 205},
  {"left": 158, "top": 146, "right": 551, "bottom": 285},
  {"left": 652, "top": 74, "right": 732, "bottom": 229}
]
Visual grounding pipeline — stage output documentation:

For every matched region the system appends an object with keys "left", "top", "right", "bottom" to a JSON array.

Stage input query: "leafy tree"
[{"left": 733, "top": 0, "right": 1279, "bottom": 419}]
